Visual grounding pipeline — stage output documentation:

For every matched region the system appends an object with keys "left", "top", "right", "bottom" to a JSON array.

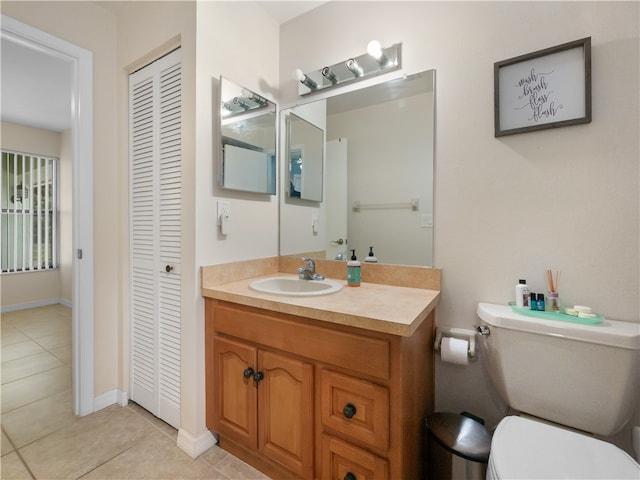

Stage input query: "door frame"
[{"left": 1, "top": 15, "right": 95, "bottom": 416}]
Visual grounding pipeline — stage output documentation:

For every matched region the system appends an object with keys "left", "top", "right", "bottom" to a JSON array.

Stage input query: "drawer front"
[
  {"left": 321, "top": 434, "right": 389, "bottom": 480},
  {"left": 321, "top": 369, "right": 389, "bottom": 451},
  {"left": 212, "top": 301, "right": 390, "bottom": 380}
]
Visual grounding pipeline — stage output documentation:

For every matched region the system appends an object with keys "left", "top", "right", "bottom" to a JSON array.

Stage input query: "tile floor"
[{"left": 1, "top": 304, "right": 270, "bottom": 479}]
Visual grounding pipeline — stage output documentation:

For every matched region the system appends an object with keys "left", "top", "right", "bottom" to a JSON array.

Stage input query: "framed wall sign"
[{"left": 494, "top": 37, "right": 591, "bottom": 137}]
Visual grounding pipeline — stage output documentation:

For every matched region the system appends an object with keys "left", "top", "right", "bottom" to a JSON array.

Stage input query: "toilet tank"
[{"left": 477, "top": 303, "right": 640, "bottom": 436}]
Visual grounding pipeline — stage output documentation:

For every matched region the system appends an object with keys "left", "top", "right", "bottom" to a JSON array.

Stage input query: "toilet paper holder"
[{"left": 434, "top": 327, "right": 477, "bottom": 359}]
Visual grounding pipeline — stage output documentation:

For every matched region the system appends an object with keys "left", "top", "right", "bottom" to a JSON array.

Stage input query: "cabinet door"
[
  {"left": 212, "top": 336, "right": 258, "bottom": 450},
  {"left": 258, "top": 349, "right": 314, "bottom": 479},
  {"left": 321, "top": 435, "right": 389, "bottom": 480}
]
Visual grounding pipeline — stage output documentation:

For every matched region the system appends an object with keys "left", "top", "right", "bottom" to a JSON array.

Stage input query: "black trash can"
[{"left": 424, "top": 412, "right": 492, "bottom": 480}]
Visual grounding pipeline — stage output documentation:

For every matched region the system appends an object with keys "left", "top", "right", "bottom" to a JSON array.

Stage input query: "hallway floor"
[{"left": 1, "top": 304, "right": 269, "bottom": 479}]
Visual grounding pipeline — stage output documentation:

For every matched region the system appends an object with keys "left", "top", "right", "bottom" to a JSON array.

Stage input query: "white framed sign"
[{"left": 494, "top": 37, "right": 591, "bottom": 137}]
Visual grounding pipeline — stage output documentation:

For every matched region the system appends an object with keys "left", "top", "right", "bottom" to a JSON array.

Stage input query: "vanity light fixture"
[
  {"left": 232, "top": 96, "right": 251, "bottom": 110},
  {"left": 295, "top": 41, "right": 402, "bottom": 96},
  {"left": 293, "top": 68, "right": 318, "bottom": 90},
  {"left": 240, "top": 89, "right": 268, "bottom": 107}
]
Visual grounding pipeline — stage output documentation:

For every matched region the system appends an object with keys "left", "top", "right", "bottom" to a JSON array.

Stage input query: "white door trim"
[{"left": 1, "top": 15, "right": 95, "bottom": 416}]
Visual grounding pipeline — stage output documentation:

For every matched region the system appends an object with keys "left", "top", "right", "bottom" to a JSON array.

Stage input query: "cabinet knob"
[
  {"left": 344, "top": 473, "right": 357, "bottom": 480},
  {"left": 253, "top": 371, "right": 264, "bottom": 383},
  {"left": 165, "top": 264, "right": 173, "bottom": 273},
  {"left": 243, "top": 367, "right": 254, "bottom": 379},
  {"left": 342, "top": 403, "right": 357, "bottom": 419}
]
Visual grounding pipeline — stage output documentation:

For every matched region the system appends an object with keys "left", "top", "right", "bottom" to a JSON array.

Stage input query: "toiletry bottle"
[
  {"left": 546, "top": 292, "right": 560, "bottom": 312},
  {"left": 347, "top": 250, "right": 361, "bottom": 287},
  {"left": 530, "top": 292, "right": 537, "bottom": 310},
  {"left": 515, "top": 279, "right": 530, "bottom": 308},
  {"left": 365, "top": 246, "right": 378, "bottom": 263},
  {"left": 537, "top": 293, "right": 545, "bottom": 311}
]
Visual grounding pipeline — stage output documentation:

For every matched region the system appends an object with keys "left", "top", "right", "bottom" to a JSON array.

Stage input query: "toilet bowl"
[
  {"left": 487, "top": 416, "right": 640, "bottom": 479},
  {"left": 476, "top": 303, "right": 640, "bottom": 478}
]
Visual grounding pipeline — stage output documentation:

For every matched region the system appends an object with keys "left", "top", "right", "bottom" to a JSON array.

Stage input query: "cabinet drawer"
[
  {"left": 212, "top": 302, "right": 390, "bottom": 380},
  {"left": 321, "top": 369, "right": 389, "bottom": 451},
  {"left": 321, "top": 434, "right": 389, "bottom": 480}
]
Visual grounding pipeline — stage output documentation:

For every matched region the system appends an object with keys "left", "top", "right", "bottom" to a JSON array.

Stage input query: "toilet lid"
[{"left": 489, "top": 416, "right": 640, "bottom": 479}]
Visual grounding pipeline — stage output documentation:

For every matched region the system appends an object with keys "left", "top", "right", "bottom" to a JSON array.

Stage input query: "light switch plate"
[{"left": 420, "top": 213, "right": 433, "bottom": 228}]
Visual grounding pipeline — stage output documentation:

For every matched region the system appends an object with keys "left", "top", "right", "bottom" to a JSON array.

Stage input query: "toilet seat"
[{"left": 487, "top": 416, "right": 640, "bottom": 479}]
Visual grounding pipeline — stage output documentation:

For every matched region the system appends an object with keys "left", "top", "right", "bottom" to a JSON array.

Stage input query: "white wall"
[
  {"left": 191, "top": 0, "right": 280, "bottom": 453},
  {"left": 59, "top": 128, "right": 72, "bottom": 305},
  {"left": 2, "top": 0, "right": 120, "bottom": 403},
  {"left": 281, "top": 1, "right": 639, "bottom": 453},
  {"left": 195, "top": 1, "right": 280, "bottom": 268}
]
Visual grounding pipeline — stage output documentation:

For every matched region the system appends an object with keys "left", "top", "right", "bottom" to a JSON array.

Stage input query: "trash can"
[{"left": 424, "top": 412, "right": 492, "bottom": 480}]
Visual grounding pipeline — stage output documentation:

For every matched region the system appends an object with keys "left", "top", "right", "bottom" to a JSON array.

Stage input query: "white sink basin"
[{"left": 250, "top": 276, "right": 343, "bottom": 297}]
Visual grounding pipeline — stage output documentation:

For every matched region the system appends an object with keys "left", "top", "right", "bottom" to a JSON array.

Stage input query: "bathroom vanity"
[{"left": 202, "top": 258, "right": 440, "bottom": 479}]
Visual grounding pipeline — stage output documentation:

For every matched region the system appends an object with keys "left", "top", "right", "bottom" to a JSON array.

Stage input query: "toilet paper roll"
[{"left": 441, "top": 337, "right": 469, "bottom": 366}]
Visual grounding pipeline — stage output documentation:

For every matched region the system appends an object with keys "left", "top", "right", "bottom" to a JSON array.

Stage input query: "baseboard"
[
  {"left": 177, "top": 428, "right": 216, "bottom": 459},
  {"left": 59, "top": 298, "right": 72, "bottom": 309},
  {"left": 94, "top": 389, "right": 128, "bottom": 412},
  {"left": 1, "top": 298, "right": 60, "bottom": 313}
]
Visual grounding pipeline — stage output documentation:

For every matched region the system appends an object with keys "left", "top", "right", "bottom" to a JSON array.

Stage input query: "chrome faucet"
[{"left": 298, "top": 257, "right": 325, "bottom": 280}]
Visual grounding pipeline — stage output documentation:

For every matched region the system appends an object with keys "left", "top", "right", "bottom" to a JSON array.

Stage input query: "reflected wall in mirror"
[
  {"left": 286, "top": 112, "right": 324, "bottom": 202},
  {"left": 219, "top": 77, "right": 276, "bottom": 194},
  {"left": 280, "top": 70, "right": 435, "bottom": 267}
]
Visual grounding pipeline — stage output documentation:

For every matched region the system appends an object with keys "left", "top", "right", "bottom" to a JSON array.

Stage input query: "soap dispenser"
[
  {"left": 365, "top": 246, "right": 378, "bottom": 263},
  {"left": 347, "top": 250, "right": 361, "bottom": 287}
]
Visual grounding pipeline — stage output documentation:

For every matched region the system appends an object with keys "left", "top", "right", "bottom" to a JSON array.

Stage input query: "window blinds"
[{"left": 1, "top": 150, "right": 57, "bottom": 273}]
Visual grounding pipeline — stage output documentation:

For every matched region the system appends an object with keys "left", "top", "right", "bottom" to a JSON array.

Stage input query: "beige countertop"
[{"left": 202, "top": 271, "right": 440, "bottom": 337}]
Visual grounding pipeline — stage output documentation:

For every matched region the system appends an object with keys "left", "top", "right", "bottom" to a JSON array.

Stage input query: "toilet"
[{"left": 476, "top": 302, "right": 640, "bottom": 479}]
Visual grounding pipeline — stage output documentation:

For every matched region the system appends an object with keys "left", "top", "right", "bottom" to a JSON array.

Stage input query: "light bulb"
[
  {"left": 292, "top": 69, "right": 317, "bottom": 89},
  {"left": 293, "top": 69, "right": 305, "bottom": 82},
  {"left": 367, "top": 40, "right": 383, "bottom": 60}
]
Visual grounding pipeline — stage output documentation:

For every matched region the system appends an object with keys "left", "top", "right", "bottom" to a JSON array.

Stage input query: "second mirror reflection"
[
  {"left": 286, "top": 112, "right": 324, "bottom": 202},
  {"left": 219, "top": 76, "right": 276, "bottom": 195}
]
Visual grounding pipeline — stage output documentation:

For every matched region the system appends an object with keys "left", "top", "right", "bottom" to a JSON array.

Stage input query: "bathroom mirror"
[
  {"left": 280, "top": 70, "right": 435, "bottom": 266},
  {"left": 219, "top": 77, "right": 276, "bottom": 195},
  {"left": 286, "top": 112, "right": 324, "bottom": 202}
]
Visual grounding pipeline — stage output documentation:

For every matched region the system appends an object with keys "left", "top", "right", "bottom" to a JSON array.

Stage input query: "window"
[{"left": 1, "top": 150, "right": 58, "bottom": 273}]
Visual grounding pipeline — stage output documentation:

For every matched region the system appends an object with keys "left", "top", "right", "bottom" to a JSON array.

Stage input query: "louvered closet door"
[{"left": 129, "top": 48, "right": 182, "bottom": 429}]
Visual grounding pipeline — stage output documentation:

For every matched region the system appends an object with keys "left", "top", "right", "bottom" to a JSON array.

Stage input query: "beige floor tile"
[
  {"left": 199, "top": 442, "right": 231, "bottom": 467},
  {"left": 1, "top": 340, "right": 45, "bottom": 363},
  {"left": 1, "top": 351, "right": 64, "bottom": 384},
  {"left": 49, "top": 344, "right": 73, "bottom": 365},
  {"left": 1, "top": 365, "right": 71, "bottom": 413},
  {"left": 214, "top": 452, "right": 271, "bottom": 480},
  {"left": 0, "top": 326, "right": 30, "bottom": 346},
  {"left": 2, "top": 429, "right": 15, "bottom": 455},
  {"left": 126, "top": 402, "right": 178, "bottom": 440},
  {"left": 80, "top": 429, "right": 216, "bottom": 479},
  {"left": 19, "top": 405, "right": 154, "bottom": 479},
  {"left": 33, "top": 331, "right": 72, "bottom": 350},
  {"left": 2, "top": 389, "right": 76, "bottom": 448},
  {"left": 15, "top": 318, "right": 70, "bottom": 340},
  {"left": 0, "top": 451, "right": 33, "bottom": 479}
]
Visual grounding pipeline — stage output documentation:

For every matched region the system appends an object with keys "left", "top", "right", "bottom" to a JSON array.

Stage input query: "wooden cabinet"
[
  {"left": 211, "top": 336, "right": 314, "bottom": 478},
  {"left": 205, "top": 298, "right": 435, "bottom": 480}
]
